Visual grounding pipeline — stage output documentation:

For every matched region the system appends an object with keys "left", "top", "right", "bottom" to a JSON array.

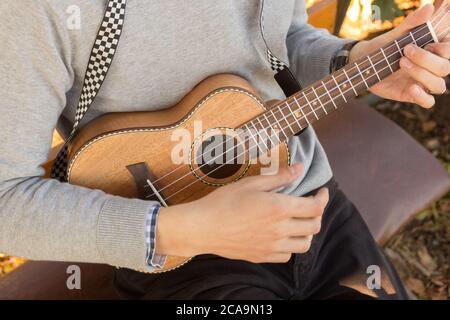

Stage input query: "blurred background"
[{"left": 1, "top": 0, "right": 449, "bottom": 300}]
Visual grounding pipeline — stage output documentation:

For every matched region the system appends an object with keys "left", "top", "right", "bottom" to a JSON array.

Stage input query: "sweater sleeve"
[
  {"left": 0, "top": 0, "right": 159, "bottom": 272},
  {"left": 286, "top": 0, "right": 353, "bottom": 87}
]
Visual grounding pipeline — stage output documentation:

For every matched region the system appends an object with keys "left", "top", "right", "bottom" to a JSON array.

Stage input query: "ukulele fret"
[
  {"left": 281, "top": 103, "right": 297, "bottom": 135},
  {"left": 262, "top": 113, "right": 281, "bottom": 143},
  {"left": 322, "top": 81, "right": 337, "bottom": 109},
  {"left": 331, "top": 74, "right": 347, "bottom": 103},
  {"left": 410, "top": 32, "right": 417, "bottom": 46},
  {"left": 303, "top": 91, "right": 319, "bottom": 120},
  {"left": 311, "top": 86, "right": 327, "bottom": 115},
  {"left": 355, "top": 62, "right": 369, "bottom": 90},
  {"left": 271, "top": 110, "right": 288, "bottom": 140},
  {"left": 255, "top": 117, "right": 270, "bottom": 151},
  {"left": 394, "top": 40, "right": 403, "bottom": 57},
  {"left": 380, "top": 47, "right": 394, "bottom": 73},
  {"left": 244, "top": 123, "right": 263, "bottom": 155},
  {"left": 367, "top": 55, "right": 381, "bottom": 82},
  {"left": 293, "top": 96, "right": 311, "bottom": 125},
  {"left": 342, "top": 67, "right": 358, "bottom": 96},
  {"left": 285, "top": 101, "right": 303, "bottom": 131}
]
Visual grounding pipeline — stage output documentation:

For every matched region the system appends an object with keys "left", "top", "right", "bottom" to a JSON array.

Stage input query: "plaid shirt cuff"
[{"left": 145, "top": 204, "right": 167, "bottom": 269}]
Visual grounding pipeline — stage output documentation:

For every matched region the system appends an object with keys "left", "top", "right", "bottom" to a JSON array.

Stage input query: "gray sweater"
[{"left": 0, "top": 0, "right": 347, "bottom": 271}]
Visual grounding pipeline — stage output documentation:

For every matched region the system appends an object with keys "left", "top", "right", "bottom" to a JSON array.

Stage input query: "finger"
[
  {"left": 242, "top": 163, "right": 304, "bottom": 192},
  {"left": 409, "top": 84, "right": 435, "bottom": 108},
  {"left": 400, "top": 57, "right": 447, "bottom": 94},
  {"left": 313, "top": 187, "right": 330, "bottom": 210},
  {"left": 275, "top": 236, "right": 313, "bottom": 254},
  {"left": 404, "top": 44, "right": 450, "bottom": 77},
  {"left": 275, "top": 187, "right": 329, "bottom": 219},
  {"left": 265, "top": 253, "right": 292, "bottom": 263},
  {"left": 426, "top": 42, "right": 450, "bottom": 60},
  {"left": 280, "top": 217, "right": 322, "bottom": 237}
]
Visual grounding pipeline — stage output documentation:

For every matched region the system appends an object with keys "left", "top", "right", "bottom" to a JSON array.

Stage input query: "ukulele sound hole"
[{"left": 196, "top": 134, "right": 244, "bottom": 180}]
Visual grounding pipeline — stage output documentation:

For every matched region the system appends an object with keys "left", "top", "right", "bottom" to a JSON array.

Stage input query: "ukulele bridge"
[
  {"left": 146, "top": 179, "right": 168, "bottom": 207},
  {"left": 126, "top": 162, "right": 168, "bottom": 207}
]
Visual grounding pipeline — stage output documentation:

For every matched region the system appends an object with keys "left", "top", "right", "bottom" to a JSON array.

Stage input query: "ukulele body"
[{"left": 66, "top": 74, "right": 290, "bottom": 272}]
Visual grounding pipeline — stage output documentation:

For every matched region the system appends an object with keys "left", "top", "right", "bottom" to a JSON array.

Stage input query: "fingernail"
[
  {"left": 401, "top": 58, "right": 413, "bottom": 69},
  {"left": 413, "top": 85, "right": 421, "bottom": 96},
  {"left": 405, "top": 45, "right": 415, "bottom": 57}
]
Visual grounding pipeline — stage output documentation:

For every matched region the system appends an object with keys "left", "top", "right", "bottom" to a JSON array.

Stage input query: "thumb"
[
  {"left": 371, "top": 4, "right": 435, "bottom": 48},
  {"left": 241, "top": 163, "right": 304, "bottom": 192},
  {"left": 396, "top": 4, "right": 434, "bottom": 35}
]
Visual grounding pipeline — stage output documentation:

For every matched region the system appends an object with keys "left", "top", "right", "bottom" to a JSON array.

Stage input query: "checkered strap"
[
  {"left": 259, "top": 0, "right": 288, "bottom": 72},
  {"left": 51, "top": 0, "right": 127, "bottom": 182}
]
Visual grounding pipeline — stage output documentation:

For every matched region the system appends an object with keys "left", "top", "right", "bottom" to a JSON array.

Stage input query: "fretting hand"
[{"left": 349, "top": 4, "right": 450, "bottom": 108}]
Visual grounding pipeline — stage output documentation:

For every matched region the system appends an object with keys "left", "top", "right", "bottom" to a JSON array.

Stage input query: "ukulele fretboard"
[{"left": 241, "top": 23, "right": 434, "bottom": 156}]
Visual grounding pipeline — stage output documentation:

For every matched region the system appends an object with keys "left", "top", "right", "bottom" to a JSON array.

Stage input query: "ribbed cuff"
[{"left": 96, "top": 196, "right": 159, "bottom": 272}]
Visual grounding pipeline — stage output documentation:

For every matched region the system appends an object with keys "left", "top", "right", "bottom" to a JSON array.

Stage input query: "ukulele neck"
[{"left": 240, "top": 23, "right": 435, "bottom": 155}]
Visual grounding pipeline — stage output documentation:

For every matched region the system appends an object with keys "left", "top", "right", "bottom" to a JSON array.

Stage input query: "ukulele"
[{"left": 46, "top": 3, "right": 450, "bottom": 273}]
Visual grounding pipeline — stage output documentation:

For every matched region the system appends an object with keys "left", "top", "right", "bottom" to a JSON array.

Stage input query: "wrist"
[
  {"left": 348, "top": 40, "right": 369, "bottom": 64},
  {"left": 155, "top": 202, "right": 207, "bottom": 257}
]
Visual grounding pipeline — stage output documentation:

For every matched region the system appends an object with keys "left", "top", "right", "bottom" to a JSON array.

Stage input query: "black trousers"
[{"left": 114, "top": 179, "right": 409, "bottom": 300}]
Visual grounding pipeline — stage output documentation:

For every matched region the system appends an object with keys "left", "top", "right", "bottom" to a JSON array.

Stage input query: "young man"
[{"left": 0, "top": 1, "right": 448, "bottom": 299}]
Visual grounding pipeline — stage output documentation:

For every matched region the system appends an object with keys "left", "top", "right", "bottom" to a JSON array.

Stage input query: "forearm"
[
  {"left": 0, "top": 0, "right": 168, "bottom": 273},
  {"left": 287, "top": 1, "right": 353, "bottom": 86},
  {"left": 0, "top": 176, "right": 158, "bottom": 271}
]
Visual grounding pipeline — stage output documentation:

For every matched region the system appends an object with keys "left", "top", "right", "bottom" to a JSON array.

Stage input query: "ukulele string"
[
  {"left": 158, "top": 26, "right": 449, "bottom": 203},
  {"left": 148, "top": 25, "right": 448, "bottom": 202},
  {"left": 147, "top": 10, "right": 449, "bottom": 201},
  {"left": 172, "top": 10, "right": 449, "bottom": 192},
  {"left": 146, "top": 7, "right": 448, "bottom": 189},
  {"left": 144, "top": 22, "right": 437, "bottom": 188},
  {"left": 161, "top": 36, "right": 440, "bottom": 203},
  {"left": 145, "top": 22, "right": 446, "bottom": 200},
  {"left": 272, "top": 5, "right": 449, "bottom": 129}
]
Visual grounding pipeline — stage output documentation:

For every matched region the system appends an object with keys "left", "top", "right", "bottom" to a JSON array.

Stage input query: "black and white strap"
[
  {"left": 51, "top": 0, "right": 127, "bottom": 181},
  {"left": 52, "top": 0, "right": 296, "bottom": 181},
  {"left": 259, "top": 0, "right": 288, "bottom": 72},
  {"left": 259, "top": 0, "right": 303, "bottom": 104}
]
